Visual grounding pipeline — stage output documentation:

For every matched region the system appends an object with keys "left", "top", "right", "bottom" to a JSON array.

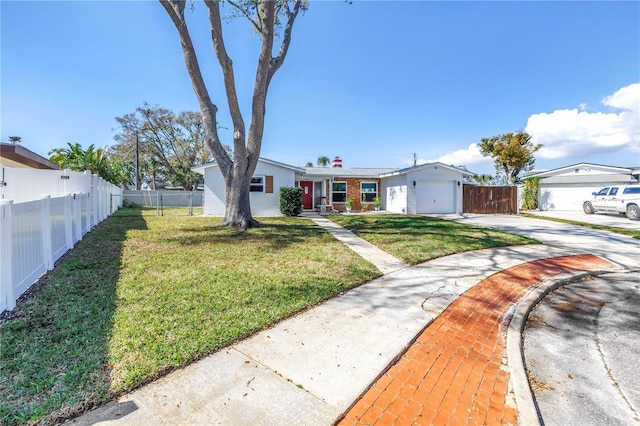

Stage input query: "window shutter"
[{"left": 265, "top": 175, "right": 274, "bottom": 193}]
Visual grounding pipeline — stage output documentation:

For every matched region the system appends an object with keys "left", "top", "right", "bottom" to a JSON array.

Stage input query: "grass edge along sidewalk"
[
  {"left": 1, "top": 210, "right": 535, "bottom": 425},
  {"left": 328, "top": 214, "right": 537, "bottom": 265}
]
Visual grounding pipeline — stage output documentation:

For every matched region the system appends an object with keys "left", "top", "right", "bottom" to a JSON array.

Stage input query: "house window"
[
  {"left": 361, "top": 182, "right": 378, "bottom": 203},
  {"left": 250, "top": 176, "right": 264, "bottom": 192},
  {"left": 332, "top": 181, "right": 347, "bottom": 202}
]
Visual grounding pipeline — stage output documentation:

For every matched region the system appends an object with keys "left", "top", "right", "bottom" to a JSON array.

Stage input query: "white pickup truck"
[{"left": 583, "top": 185, "right": 640, "bottom": 220}]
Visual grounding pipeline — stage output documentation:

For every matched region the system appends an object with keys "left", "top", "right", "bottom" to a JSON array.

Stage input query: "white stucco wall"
[
  {"left": 381, "top": 175, "right": 408, "bottom": 214},
  {"left": 405, "top": 166, "right": 464, "bottom": 214},
  {"left": 202, "top": 161, "right": 297, "bottom": 216},
  {"left": 539, "top": 183, "right": 615, "bottom": 211}
]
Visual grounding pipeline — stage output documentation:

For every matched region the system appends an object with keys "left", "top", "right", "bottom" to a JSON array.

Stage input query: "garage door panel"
[
  {"left": 416, "top": 181, "right": 455, "bottom": 214},
  {"left": 539, "top": 184, "right": 603, "bottom": 211}
]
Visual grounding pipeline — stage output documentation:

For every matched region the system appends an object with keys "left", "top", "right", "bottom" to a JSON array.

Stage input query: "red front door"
[{"left": 300, "top": 181, "right": 313, "bottom": 210}]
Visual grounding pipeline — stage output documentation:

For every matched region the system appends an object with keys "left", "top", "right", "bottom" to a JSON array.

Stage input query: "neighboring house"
[
  {"left": 0, "top": 142, "right": 59, "bottom": 170},
  {"left": 195, "top": 156, "right": 472, "bottom": 216},
  {"left": 526, "top": 163, "right": 640, "bottom": 211}
]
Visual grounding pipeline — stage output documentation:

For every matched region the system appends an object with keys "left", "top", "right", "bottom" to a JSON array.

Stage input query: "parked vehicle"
[{"left": 583, "top": 185, "right": 640, "bottom": 220}]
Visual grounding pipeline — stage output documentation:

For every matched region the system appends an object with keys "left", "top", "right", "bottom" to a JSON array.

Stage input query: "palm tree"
[
  {"left": 317, "top": 156, "right": 330, "bottom": 167},
  {"left": 49, "top": 143, "right": 126, "bottom": 186}
]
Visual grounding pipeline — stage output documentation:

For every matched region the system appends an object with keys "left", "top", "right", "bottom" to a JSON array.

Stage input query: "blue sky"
[{"left": 2, "top": 1, "right": 639, "bottom": 176}]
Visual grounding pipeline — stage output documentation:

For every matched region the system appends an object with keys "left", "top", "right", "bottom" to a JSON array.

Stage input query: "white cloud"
[
  {"left": 412, "top": 143, "right": 493, "bottom": 169},
  {"left": 525, "top": 83, "right": 640, "bottom": 159}
]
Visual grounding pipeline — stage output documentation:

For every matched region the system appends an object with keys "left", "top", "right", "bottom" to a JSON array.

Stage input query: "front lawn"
[
  {"left": 328, "top": 214, "right": 537, "bottom": 265},
  {"left": 0, "top": 209, "right": 380, "bottom": 425}
]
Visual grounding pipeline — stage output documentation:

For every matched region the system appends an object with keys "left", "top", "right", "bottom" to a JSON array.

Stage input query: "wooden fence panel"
[{"left": 463, "top": 185, "right": 518, "bottom": 214}]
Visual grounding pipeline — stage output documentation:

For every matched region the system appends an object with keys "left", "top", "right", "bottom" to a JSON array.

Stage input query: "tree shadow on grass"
[
  {"left": 161, "top": 218, "right": 331, "bottom": 251},
  {"left": 0, "top": 210, "right": 147, "bottom": 426}
]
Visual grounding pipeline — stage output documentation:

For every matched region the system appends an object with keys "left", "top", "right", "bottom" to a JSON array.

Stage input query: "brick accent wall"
[{"left": 329, "top": 177, "right": 381, "bottom": 211}]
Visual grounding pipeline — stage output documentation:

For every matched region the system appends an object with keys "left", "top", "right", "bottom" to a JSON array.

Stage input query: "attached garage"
[
  {"left": 416, "top": 180, "right": 455, "bottom": 214},
  {"left": 527, "top": 163, "right": 639, "bottom": 211},
  {"left": 381, "top": 163, "right": 471, "bottom": 215}
]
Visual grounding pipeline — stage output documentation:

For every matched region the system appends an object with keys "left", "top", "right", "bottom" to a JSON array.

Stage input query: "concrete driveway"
[
  {"left": 524, "top": 210, "right": 640, "bottom": 230},
  {"left": 433, "top": 213, "right": 640, "bottom": 271},
  {"left": 524, "top": 272, "right": 640, "bottom": 425}
]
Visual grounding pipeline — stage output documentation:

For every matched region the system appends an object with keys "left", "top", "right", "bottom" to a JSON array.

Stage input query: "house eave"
[
  {"left": 192, "top": 157, "right": 305, "bottom": 175},
  {"left": 0, "top": 143, "right": 59, "bottom": 170},
  {"left": 379, "top": 162, "right": 474, "bottom": 178},
  {"left": 526, "top": 163, "right": 635, "bottom": 178}
]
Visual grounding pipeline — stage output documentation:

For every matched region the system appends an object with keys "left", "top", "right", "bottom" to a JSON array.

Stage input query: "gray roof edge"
[
  {"left": 526, "top": 162, "right": 636, "bottom": 178},
  {"left": 379, "top": 161, "right": 474, "bottom": 178},
  {"left": 192, "top": 157, "right": 305, "bottom": 174}
]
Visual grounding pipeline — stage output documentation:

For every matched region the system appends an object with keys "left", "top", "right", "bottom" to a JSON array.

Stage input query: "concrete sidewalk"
[{"left": 69, "top": 214, "right": 631, "bottom": 425}]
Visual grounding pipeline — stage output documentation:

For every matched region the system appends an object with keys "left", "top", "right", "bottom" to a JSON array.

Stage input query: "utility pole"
[{"left": 135, "top": 131, "right": 140, "bottom": 190}]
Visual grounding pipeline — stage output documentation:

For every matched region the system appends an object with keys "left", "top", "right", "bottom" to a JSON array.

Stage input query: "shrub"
[
  {"left": 279, "top": 187, "right": 303, "bottom": 216},
  {"left": 345, "top": 198, "right": 354, "bottom": 208},
  {"left": 522, "top": 177, "right": 541, "bottom": 210}
]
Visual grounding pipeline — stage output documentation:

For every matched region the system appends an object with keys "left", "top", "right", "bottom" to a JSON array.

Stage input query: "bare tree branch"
[
  {"left": 160, "top": 0, "right": 231, "bottom": 175},
  {"left": 228, "top": 0, "right": 262, "bottom": 33},
  {"left": 268, "top": 0, "right": 302, "bottom": 82},
  {"left": 204, "top": 0, "right": 247, "bottom": 166}
]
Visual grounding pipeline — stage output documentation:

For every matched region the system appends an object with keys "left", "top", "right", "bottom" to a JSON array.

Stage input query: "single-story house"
[
  {"left": 526, "top": 163, "right": 640, "bottom": 211},
  {"left": 194, "top": 156, "right": 473, "bottom": 216},
  {"left": 193, "top": 158, "right": 305, "bottom": 216}
]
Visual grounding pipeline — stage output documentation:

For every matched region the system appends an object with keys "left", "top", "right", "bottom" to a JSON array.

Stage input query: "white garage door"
[
  {"left": 539, "top": 184, "right": 604, "bottom": 211},
  {"left": 416, "top": 180, "right": 455, "bottom": 214}
]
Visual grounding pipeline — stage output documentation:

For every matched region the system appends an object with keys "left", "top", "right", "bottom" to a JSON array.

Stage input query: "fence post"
[
  {"left": 1, "top": 200, "right": 15, "bottom": 311},
  {"left": 40, "top": 196, "right": 53, "bottom": 270},
  {"left": 73, "top": 194, "right": 82, "bottom": 243},
  {"left": 65, "top": 194, "right": 73, "bottom": 249}
]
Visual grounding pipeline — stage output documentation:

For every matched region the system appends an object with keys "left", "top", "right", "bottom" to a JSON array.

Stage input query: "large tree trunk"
[
  {"left": 161, "top": 0, "right": 301, "bottom": 231},
  {"left": 221, "top": 173, "right": 259, "bottom": 230}
]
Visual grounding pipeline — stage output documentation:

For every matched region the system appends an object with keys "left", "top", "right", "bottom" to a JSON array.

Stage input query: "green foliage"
[
  {"left": 471, "top": 174, "right": 494, "bottom": 185},
  {"left": 479, "top": 131, "right": 542, "bottom": 184},
  {"left": 522, "top": 177, "right": 541, "bottom": 210},
  {"left": 373, "top": 197, "right": 382, "bottom": 208},
  {"left": 345, "top": 198, "right": 354, "bottom": 208},
  {"left": 305, "top": 162, "right": 313, "bottom": 167},
  {"left": 279, "top": 187, "right": 303, "bottom": 216},
  {"left": 316, "top": 156, "right": 330, "bottom": 167},
  {"left": 48, "top": 142, "right": 129, "bottom": 186},
  {"left": 112, "top": 104, "right": 230, "bottom": 190}
]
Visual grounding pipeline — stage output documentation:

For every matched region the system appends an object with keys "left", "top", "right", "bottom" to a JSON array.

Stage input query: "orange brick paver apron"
[{"left": 338, "top": 254, "right": 614, "bottom": 426}]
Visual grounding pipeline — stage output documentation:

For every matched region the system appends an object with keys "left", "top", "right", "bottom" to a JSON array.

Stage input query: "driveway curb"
[{"left": 506, "top": 268, "right": 623, "bottom": 426}]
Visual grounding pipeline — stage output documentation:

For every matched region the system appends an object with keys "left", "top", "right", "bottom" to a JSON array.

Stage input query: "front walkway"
[{"left": 303, "top": 212, "right": 408, "bottom": 275}]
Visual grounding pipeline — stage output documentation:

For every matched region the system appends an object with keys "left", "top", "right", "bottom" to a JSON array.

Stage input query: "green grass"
[
  {"left": 0, "top": 209, "right": 540, "bottom": 425},
  {"left": 520, "top": 213, "right": 640, "bottom": 240},
  {"left": 328, "top": 214, "right": 538, "bottom": 265},
  {"left": 0, "top": 208, "right": 379, "bottom": 425}
]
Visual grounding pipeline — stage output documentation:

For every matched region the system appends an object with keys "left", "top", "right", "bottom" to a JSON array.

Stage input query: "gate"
[{"left": 463, "top": 185, "right": 518, "bottom": 214}]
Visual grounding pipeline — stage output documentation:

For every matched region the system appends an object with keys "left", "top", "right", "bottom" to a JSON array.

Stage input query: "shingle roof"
[{"left": 302, "top": 167, "right": 397, "bottom": 178}]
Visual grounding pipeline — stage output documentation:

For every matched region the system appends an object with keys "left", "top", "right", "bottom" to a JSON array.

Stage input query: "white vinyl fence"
[{"left": 0, "top": 167, "right": 122, "bottom": 313}]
